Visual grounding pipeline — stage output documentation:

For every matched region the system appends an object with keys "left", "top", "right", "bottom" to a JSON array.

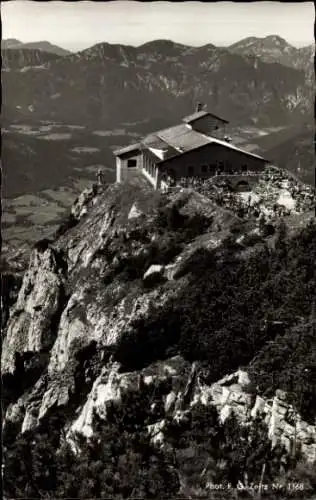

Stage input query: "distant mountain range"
[
  {"left": 1, "top": 35, "right": 314, "bottom": 200},
  {"left": 228, "top": 35, "right": 313, "bottom": 65},
  {"left": 227, "top": 35, "right": 314, "bottom": 84},
  {"left": 2, "top": 47, "right": 62, "bottom": 70},
  {"left": 1, "top": 37, "right": 314, "bottom": 129},
  {"left": 2, "top": 38, "right": 71, "bottom": 56}
]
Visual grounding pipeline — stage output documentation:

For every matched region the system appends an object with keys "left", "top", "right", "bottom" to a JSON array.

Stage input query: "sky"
[{"left": 1, "top": 1, "right": 314, "bottom": 52}]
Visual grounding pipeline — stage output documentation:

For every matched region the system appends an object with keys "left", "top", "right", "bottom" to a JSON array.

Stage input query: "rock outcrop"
[
  {"left": 69, "top": 356, "right": 191, "bottom": 440},
  {"left": 128, "top": 202, "right": 143, "bottom": 219},
  {"left": 193, "top": 371, "right": 316, "bottom": 463},
  {"left": 2, "top": 244, "right": 67, "bottom": 373},
  {"left": 143, "top": 264, "right": 165, "bottom": 283},
  {"left": 67, "top": 358, "right": 316, "bottom": 463}
]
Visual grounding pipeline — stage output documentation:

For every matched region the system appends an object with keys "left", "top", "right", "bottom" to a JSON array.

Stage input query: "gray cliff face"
[
  {"left": 2, "top": 246, "right": 66, "bottom": 373},
  {"left": 2, "top": 181, "right": 315, "bottom": 463}
]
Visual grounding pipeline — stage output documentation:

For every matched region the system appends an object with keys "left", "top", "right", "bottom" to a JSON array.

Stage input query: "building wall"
[
  {"left": 116, "top": 141, "right": 265, "bottom": 190},
  {"left": 159, "top": 143, "right": 265, "bottom": 182},
  {"left": 116, "top": 148, "right": 161, "bottom": 188},
  {"left": 142, "top": 149, "right": 158, "bottom": 189},
  {"left": 190, "top": 115, "right": 227, "bottom": 136},
  {"left": 116, "top": 150, "right": 143, "bottom": 183}
]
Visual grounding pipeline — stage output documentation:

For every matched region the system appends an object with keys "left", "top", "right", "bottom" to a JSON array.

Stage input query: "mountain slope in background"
[
  {"left": 1, "top": 48, "right": 62, "bottom": 71},
  {"left": 2, "top": 38, "right": 23, "bottom": 49},
  {"left": 265, "top": 128, "right": 315, "bottom": 186},
  {"left": 2, "top": 38, "right": 313, "bottom": 128},
  {"left": 227, "top": 35, "right": 314, "bottom": 84},
  {"left": 234, "top": 121, "right": 315, "bottom": 186},
  {"left": 1, "top": 38, "right": 71, "bottom": 56}
]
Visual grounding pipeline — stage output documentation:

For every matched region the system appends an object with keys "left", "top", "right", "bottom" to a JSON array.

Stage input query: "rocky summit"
[{"left": 2, "top": 174, "right": 316, "bottom": 498}]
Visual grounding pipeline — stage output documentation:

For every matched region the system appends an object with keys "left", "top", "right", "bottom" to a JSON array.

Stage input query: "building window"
[
  {"left": 128, "top": 158, "right": 137, "bottom": 168},
  {"left": 188, "top": 165, "right": 194, "bottom": 176},
  {"left": 201, "top": 164, "right": 207, "bottom": 173}
]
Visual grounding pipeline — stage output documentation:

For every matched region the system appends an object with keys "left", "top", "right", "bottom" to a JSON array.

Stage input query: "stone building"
[{"left": 114, "top": 110, "right": 267, "bottom": 191}]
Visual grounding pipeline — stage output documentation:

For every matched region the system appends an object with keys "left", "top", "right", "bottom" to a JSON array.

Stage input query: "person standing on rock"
[{"left": 97, "top": 168, "right": 104, "bottom": 186}]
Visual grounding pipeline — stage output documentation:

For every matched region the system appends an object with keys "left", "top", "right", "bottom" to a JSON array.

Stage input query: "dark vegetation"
[
  {"left": 4, "top": 383, "right": 316, "bottom": 499},
  {"left": 249, "top": 319, "right": 316, "bottom": 423},
  {"left": 115, "top": 216, "right": 316, "bottom": 421}
]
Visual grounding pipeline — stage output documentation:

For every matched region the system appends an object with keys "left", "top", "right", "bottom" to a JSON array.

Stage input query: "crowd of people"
[{"left": 162, "top": 165, "right": 315, "bottom": 223}]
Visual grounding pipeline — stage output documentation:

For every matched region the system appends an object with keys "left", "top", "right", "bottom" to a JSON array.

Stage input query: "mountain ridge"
[
  {"left": 2, "top": 37, "right": 313, "bottom": 129},
  {"left": 227, "top": 35, "right": 314, "bottom": 83},
  {"left": 1, "top": 38, "right": 71, "bottom": 56}
]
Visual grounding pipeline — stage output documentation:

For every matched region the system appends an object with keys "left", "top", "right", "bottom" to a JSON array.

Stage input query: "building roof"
[
  {"left": 113, "top": 143, "right": 141, "bottom": 156},
  {"left": 147, "top": 124, "right": 265, "bottom": 162},
  {"left": 114, "top": 113, "right": 266, "bottom": 163},
  {"left": 207, "top": 136, "right": 265, "bottom": 161},
  {"left": 183, "top": 110, "right": 229, "bottom": 124},
  {"left": 142, "top": 133, "right": 178, "bottom": 160},
  {"left": 157, "top": 124, "right": 210, "bottom": 153}
]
